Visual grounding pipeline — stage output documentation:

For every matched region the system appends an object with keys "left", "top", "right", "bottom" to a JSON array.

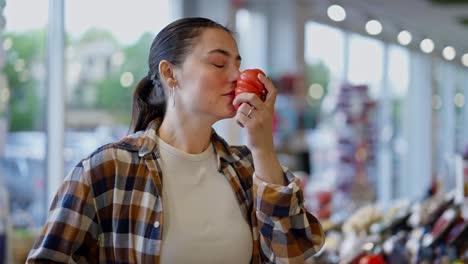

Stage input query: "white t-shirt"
[{"left": 156, "top": 135, "right": 253, "bottom": 264}]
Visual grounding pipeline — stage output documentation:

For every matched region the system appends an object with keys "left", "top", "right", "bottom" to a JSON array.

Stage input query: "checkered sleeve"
[
  {"left": 253, "top": 167, "right": 324, "bottom": 264},
  {"left": 26, "top": 158, "right": 100, "bottom": 263}
]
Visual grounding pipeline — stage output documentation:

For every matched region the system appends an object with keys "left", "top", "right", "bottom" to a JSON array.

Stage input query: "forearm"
[
  {"left": 251, "top": 148, "right": 285, "bottom": 185},
  {"left": 252, "top": 159, "right": 325, "bottom": 260}
]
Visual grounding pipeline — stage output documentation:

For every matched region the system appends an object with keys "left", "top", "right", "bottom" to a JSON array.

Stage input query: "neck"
[{"left": 157, "top": 108, "right": 214, "bottom": 154}]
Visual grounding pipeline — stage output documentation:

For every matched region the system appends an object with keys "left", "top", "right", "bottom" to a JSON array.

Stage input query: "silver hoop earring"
[{"left": 170, "top": 87, "right": 176, "bottom": 107}]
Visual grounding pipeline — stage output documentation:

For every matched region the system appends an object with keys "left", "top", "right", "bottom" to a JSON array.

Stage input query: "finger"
[
  {"left": 235, "top": 111, "right": 252, "bottom": 128},
  {"left": 236, "top": 120, "right": 244, "bottom": 128},
  {"left": 237, "top": 103, "right": 255, "bottom": 117},
  {"left": 233, "top": 92, "right": 263, "bottom": 109},
  {"left": 258, "top": 74, "right": 277, "bottom": 107}
]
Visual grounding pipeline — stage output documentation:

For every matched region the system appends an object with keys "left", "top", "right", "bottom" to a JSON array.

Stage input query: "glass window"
[
  {"left": 305, "top": 21, "right": 345, "bottom": 81},
  {"left": 388, "top": 44, "right": 410, "bottom": 198},
  {"left": 347, "top": 34, "right": 384, "bottom": 99},
  {"left": 303, "top": 21, "right": 345, "bottom": 129},
  {"left": 64, "top": 0, "right": 171, "bottom": 173},
  {"left": 455, "top": 67, "right": 465, "bottom": 154},
  {"left": 433, "top": 59, "right": 458, "bottom": 190},
  {"left": 1, "top": 0, "right": 48, "bottom": 227},
  {"left": 235, "top": 8, "right": 267, "bottom": 71},
  {"left": 0, "top": 0, "right": 172, "bottom": 230}
]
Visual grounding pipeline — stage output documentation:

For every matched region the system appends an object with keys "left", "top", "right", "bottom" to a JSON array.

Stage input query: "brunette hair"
[{"left": 130, "top": 17, "right": 232, "bottom": 132}]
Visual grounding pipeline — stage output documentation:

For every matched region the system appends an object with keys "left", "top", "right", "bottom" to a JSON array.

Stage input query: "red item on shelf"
[
  {"left": 316, "top": 191, "right": 333, "bottom": 204},
  {"left": 359, "top": 254, "right": 386, "bottom": 264},
  {"left": 317, "top": 204, "right": 332, "bottom": 219}
]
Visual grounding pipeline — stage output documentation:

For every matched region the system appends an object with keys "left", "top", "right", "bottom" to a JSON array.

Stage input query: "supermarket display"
[
  {"left": 309, "top": 191, "right": 467, "bottom": 263},
  {"left": 305, "top": 150, "right": 468, "bottom": 263},
  {"left": 304, "top": 82, "right": 467, "bottom": 263},
  {"left": 0, "top": 1, "right": 466, "bottom": 263},
  {"left": 305, "top": 83, "right": 377, "bottom": 219}
]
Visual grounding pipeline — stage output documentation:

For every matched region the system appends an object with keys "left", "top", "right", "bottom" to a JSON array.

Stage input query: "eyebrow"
[{"left": 208, "top": 49, "right": 242, "bottom": 61}]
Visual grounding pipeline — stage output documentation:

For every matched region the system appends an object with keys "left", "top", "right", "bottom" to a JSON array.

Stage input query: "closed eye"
[{"left": 213, "top": 64, "right": 225, "bottom": 68}]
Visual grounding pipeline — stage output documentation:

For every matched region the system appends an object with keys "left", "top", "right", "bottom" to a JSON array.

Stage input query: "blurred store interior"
[{"left": 0, "top": 0, "right": 468, "bottom": 262}]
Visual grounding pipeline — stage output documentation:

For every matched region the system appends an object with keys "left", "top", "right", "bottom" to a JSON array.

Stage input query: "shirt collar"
[{"left": 121, "top": 118, "right": 240, "bottom": 169}]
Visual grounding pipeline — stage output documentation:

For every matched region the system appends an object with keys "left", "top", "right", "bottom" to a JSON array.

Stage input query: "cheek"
[
  {"left": 198, "top": 75, "right": 227, "bottom": 96},
  {"left": 182, "top": 70, "right": 230, "bottom": 106},
  {"left": 204, "top": 74, "right": 228, "bottom": 88}
]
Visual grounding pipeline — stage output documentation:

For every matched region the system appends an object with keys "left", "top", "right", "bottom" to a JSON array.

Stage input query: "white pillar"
[
  {"left": 46, "top": 0, "right": 65, "bottom": 208},
  {"left": 170, "top": 0, "right": 184, "bottom": 20},
  {"left": 181, "top": 0, "right": 232, "bottom": 26},
  {"left": 377, "top": 44, "right": 392, "bottom": 204},
  {"left": 266, "top": 0, "right": 305, "bottom": 77},
  {"left": 342, "top": 31, "right": 350, "bottom": 83},
  {"left": 400, "top": 51, "right": 432, "bottom": 199},
  {"left": 236, "top": 4, "right": 268, "bottom": 72},
  {"left": 438, "top": 60, "right": 456, "bottom": 190},
  {"left": 462, "top": 69, "right": 468, "bottom": 149}
]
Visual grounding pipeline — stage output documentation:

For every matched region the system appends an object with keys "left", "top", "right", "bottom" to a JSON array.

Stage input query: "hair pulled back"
[{"left": 130, "top": 17, "right": 232, "bottom": 133}]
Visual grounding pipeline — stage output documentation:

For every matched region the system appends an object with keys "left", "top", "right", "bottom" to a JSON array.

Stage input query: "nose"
[{"left": 229, "top": 68, "right": 240, "bottom": 82}]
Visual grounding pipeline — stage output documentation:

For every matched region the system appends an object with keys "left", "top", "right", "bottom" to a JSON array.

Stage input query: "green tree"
[
  {"left": 121, "top": 32, "right": 153, "bottom": 77},
  {"left": 94, "top": 32, "right": 153, "bottom": 124},
  {"left": 78, "top": 28, "right": 118, "bottom": 46},
  {"left": 305, "top": 61, "right": 330, "bottom": 97},
  {"left": 4, "top": 29, "right": 46, "bottom": 131},
  {"left": 304, "top": 61, "right": 330, "bottom": 128},
  {"left": 94, "top": 73, "right": 133, "bottom": 124}
]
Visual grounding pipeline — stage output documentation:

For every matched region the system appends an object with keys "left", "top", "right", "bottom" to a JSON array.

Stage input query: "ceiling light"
[
  {"left": 462, "top": 53, "right": 468, "bottom": 67},
  {"left": 442, "top": 46, "right": 456, "bottom": 61},
  {"left": 327, "top": 5, "right": 346, "bottom": 22},
  {"left": 454, "top": 93, "right": 464, "bottom": 108},
  {"left": 397, "top": 30, "right": 412, "bottom": 45},
  {"left": 308, "top": 83, "right": 324, "bottom": 100},
  {"left": 420, "top": 38, "right": 434, "bottom": 53},
  {"left": 365, "top": 20, "right": 382, "bottom": 35}
]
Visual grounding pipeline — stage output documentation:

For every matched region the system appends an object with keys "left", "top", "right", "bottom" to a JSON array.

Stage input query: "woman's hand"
[
  {"left": 233, "top": 74, "right": 284, "bottom": 185},
  {"left": 233, "top": 74, "right": 277, "bottom": 153}
]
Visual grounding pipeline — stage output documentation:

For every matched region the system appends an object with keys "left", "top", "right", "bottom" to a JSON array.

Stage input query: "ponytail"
[{"left": 129, "top": 76, "right": 166, "bottom": 133}]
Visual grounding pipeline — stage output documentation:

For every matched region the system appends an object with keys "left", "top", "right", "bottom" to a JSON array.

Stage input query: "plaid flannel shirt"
[{"left": 27, "top": 118, "right": 324, "bottom": 263}]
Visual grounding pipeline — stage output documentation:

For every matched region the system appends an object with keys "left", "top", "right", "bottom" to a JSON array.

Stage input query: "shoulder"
[
  {"left": 82, "top": 130, "right": 147, "bottom": 165},
  {"left": 82, "top": 141, "right": 135, "bottom": 166},
  {"left": 70, "top": 137, "right": 143, "bottom": 181}
]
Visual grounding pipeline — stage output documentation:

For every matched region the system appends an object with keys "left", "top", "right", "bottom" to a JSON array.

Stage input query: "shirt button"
[{"left": 154, "top": 221, "right": 160, "bottom": 228}]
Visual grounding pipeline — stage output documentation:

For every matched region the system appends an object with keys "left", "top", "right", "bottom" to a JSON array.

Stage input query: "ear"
[{"left": 159, "top": 60, "right": 178, "bottom": 87}]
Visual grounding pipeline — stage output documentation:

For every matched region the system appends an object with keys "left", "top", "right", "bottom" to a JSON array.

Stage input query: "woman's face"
[{"left": 173, "top": 28, "right": 241, "bottom": 121}]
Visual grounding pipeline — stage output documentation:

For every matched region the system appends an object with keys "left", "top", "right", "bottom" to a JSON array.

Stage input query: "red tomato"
[
  {"left": 238, "top": 69, "right": 265, "bottom": 90},
  {"left": 236, "top": 80, "right": 260, "bottom": 97},
  {"left": 359, "top": 255, "right": 386, "bottom": 264},
  {"left": 235, "top": 69, "right": 267, "bottom": 103}
]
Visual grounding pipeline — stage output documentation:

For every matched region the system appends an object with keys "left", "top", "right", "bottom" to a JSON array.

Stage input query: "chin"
[
  {"left": 224, "top": 104, "right": 236, "bottom": 114},
  {"left": 221, "top": 110, "right": 236, "bottom": 119},
  {"left": 216, "top": 108, "right": 236, "bottom": 120}
]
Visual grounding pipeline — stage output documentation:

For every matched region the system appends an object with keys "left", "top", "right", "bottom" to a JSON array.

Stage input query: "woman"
[{"left": 27, "top": 17, "right": 324, "bottom": 263}]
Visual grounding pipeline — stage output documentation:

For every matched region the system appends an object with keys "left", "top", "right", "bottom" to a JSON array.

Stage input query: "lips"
[{"left": 223, "top": 90, "right": 235, "bottom": 96}]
